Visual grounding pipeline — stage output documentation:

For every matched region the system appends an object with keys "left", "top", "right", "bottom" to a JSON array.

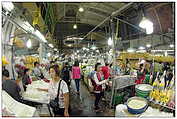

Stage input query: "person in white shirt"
[
  {"left": 37, "top": 65, "right": 69, "bottom": 117},
  {"left": 32, "top": 62, "right": 44, "bottom": 80}
]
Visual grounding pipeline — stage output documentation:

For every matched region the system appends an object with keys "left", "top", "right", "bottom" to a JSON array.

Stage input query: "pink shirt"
[{"left": 72, "top": 66, "right": 81, "bottom": 79}]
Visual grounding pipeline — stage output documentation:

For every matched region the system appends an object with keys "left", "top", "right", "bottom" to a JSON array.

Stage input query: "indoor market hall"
[{"left": 2, "top": 2, "right": 175, "bottom": 117}]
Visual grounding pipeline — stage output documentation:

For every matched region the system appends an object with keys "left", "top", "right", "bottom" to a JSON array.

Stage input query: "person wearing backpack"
[{"left": 92, "top": 63, "right": 109, "bottom": 112}]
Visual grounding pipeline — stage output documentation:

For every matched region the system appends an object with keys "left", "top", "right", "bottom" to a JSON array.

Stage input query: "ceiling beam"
[
  {"left": 58, "top": 18, "right": 102, "bottom": 26},
  {"left": 102, "top": 3, "right": 118, "bottom": 10},
  {"left": 146, "top": 3, "right": 170, "bottom": 11},
  {"left": 86, "top": 10, "right": 107, "bottom": 18},
  {"left": 83, "top": 5, "right": 112, "bottom": 15}
]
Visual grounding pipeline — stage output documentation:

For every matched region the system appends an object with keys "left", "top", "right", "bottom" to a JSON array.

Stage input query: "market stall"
[
  {"left": 2, "top": 90, "right": 38, "bottom": 117},
  {"left": 1, "top": 2, "right": 175, "bottom": 118},
  {"left": 22, "top": 80, "right": 53, "bottom": 116},
  {"left": 114, "top": 73, "right": 175, "bottom": 117}
]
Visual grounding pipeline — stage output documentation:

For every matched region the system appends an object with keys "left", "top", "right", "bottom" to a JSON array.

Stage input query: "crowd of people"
[
  {"left": 3, "top": 57, "right": 173, "bottom": 117},
  {"left": 2, "top": 59, "right": 114, "bottom": 116}
]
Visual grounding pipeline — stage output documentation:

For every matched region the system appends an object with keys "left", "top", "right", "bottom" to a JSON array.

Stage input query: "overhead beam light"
[
  {"left": 83, "top": 47, "right": 86, "bottom": 50},
  {"left": 35, "top": 30, "right": 47, "bottom": 43},
  {"left": 26, "top": 39, "right": 32, "bottom": 48},
  {"left": 108, "top": 37, "right": 113, "bottom": 46},
  {"left": 169, "top": 44, "right": 174, "bottom": 48},
  {"left": 127, "top": 48, "right": 136, "bottom": 53},
  {"left": 47, "top": 53, "right": 51, "bottom": 57},
  {"left": 49, "top": 44, "right": 54, "bottom": 48},
  {"left": 136, "top": 50, "right": 146, "bottom": 53},
  {"left": 79, "top": 7, "right": 84, "bottom": 12},
  {"left": 139, "top": 17, "right": 153, "bottom": 34},
  {"left": 151, "top": 50, "right": 174, "bottom": 52},
  {"left": 146, "top": 44, "right": 151, "bottom": 48},
  {"left": 139, "top": 46, "right": 145, "bottom": 50},
  {"left": 2, "top": 2, "right": 14, "bottom": 12},
  {"left": 73, "top": 24, "right": 77, "bottom": 29},
  {"left": 91, "top": 45, "right": 97, "bottom": 50}
]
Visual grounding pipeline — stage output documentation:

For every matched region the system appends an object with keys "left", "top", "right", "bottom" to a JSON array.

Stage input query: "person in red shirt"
[
  {"left": 92, "top": 63, "right": 108, "bottom": 112},
  {"left": 136, "top": 61, "right": 146, "bottom": 84},
  {"left": 101, "top": 62, "right": 110, "bottom": 101},
  {"left": 101, "top": 62, "right": 110, "bottom": 80}
]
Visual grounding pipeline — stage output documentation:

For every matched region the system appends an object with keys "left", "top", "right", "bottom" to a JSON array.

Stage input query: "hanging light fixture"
[
  {"left": 91, "top": 45, "right": 96, "bottom": 50},
  {"left": 139, "top": 16, "right": 153, "bottom": 34},
  {"left": 79, "top": 7, "right": 84, "bottom": 12},
  {"left": 169, "top": 44, "right": 174, "bottom": 48},
  {"left": 127, "top": 48, "right": 136, "bottom": 53},
  {"left": 47, "top": 53, "right": 51, "bottom": 57},
  {"left": 83, "top": 47, "right": 86, "bottom": 50},
  {"left": 139, "top": 46, "right": 145, "bottom": 50},
  {"left": 73, "top": 24, "right": 77, "bottom": 29},
  {"left": 26, "top": 39, "right": 32, "bottom": 48},
  {"left": 68, "top": 44, "right": 72, "bottom": 47},
  {"left": 49, "top": 44, "right": 54, "bottom": 48},
  {"left": 146, "top": 44, "right": 151, "bottom": 48},
  {"left": 139, "top": 8, "right": 153, "bottom": 35},
  {"left": 136, "top": 50, "right": 146, "bottom": 53},
  {"left": 108, "top": 37, "right": 113, "bottom": 46}
]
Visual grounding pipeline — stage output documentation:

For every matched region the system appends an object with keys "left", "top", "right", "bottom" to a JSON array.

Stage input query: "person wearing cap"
[{"left": 136, "top": 60, "right": 147, "bottom": 84}]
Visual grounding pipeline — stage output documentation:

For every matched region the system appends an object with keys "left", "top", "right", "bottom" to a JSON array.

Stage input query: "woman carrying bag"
[{"left": 37, "top": 65, "right": 69, "bottom": 117}]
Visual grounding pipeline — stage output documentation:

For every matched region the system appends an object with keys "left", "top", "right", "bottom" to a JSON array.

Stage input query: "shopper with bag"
[
  {"left": 92, "top": 63, "right": 108, "bottom": 112},
  {"left": 37, "top": 65, "right": 69, "bottom": 117}
]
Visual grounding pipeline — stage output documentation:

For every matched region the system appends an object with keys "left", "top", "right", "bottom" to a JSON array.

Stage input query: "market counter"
[
  {"left": 115, "top": 104, "right": 173, "bottom": 117},
  {"left": 2, "top": 90, "right": 37, "bottom": 117},
  {"left": 112, "top": 75, "right": 136, "bottom": 89},
  {"left": 22, "top": 80, "right": 52, "bottom": 116}
]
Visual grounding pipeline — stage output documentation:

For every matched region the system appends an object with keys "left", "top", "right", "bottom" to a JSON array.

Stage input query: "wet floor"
[{"left": 69, "top": 80, "right": 114, "bottom": 117}]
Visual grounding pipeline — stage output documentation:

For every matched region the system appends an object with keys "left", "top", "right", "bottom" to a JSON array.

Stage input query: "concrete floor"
[{"left": 69, "top": 80, "right": 114, "bottom": 117}]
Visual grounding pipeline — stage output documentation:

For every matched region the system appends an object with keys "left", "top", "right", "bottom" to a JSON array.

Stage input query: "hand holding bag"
[{"left": 49, "top": 80, "right": 62, "bottom": 111}]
